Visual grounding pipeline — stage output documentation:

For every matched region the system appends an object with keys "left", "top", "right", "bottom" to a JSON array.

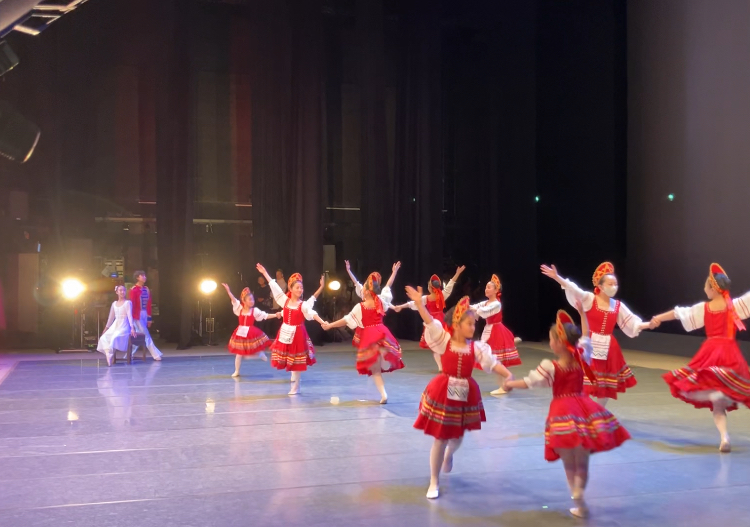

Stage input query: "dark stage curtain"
[
  {"left": 245, "top": 0, "right": 325, "bottom": 341},
  {"left": 443, "top": 2, "right": 539, "bottom": 340},
  {"left": 357, "top": 0, "right": 394, "bottom": 274},
  {"left": 154, "top": 0, "right": 195, "bottom": 349},
  {"left": 389, "top": 1, "right": 445, "bottom": 339}
]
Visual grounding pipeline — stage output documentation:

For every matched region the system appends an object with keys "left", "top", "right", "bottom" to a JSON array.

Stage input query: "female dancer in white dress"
[{"left": 97, "top": 285, "right": 137, "bottom": 366}]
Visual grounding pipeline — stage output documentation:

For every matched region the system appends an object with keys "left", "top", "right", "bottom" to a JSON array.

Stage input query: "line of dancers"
[{"left": 95, "top": 259, "right": 750, "bottom": 518}]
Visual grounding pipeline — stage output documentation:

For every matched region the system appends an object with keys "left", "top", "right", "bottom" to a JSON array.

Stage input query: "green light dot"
[
  {"left": 667, "top": 194, "right": 674, "bottom": 201},
  {"left": 535, "top": 196, "right": 540, "bottom": 203}
]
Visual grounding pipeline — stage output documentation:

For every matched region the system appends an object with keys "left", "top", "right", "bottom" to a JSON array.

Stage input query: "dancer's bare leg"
[{"left": 597, "top": 397, "right": 610, "bottom": 408}]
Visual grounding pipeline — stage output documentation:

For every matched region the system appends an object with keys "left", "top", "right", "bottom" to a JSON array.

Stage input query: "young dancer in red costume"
[
  {"left": 541, "top": 262, "right": 651, "bottom": 406},
  {"left": 256, "top": 264, "right": 326, "bottom": 395},
  {"left": 471, "top": 274, "right": 522, "bottom": 394},
  {"left": 323, "top": 270, "right": 404, "bottom": 403},
  {"left": 408, "top": 286, "right": 513, "bottom": 500},
  {"left": 392, "top": 265, "right": 465, "bottom": 371},
  {"left": 650, "top": 263, "right": 750, "bottom": 453},
  {"left": 221, "top": 283, "right": 281, "bottom": 377},
  {"left": 504, "top": 304, "right": 630, "bottom": 518}
]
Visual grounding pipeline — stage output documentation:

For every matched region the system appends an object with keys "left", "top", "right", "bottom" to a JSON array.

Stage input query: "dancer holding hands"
[
  {"left": 256, "top": 264, "right": 326, "bottom": 395},
  {"left": 221, "top": 283, "right": 281, "bottom": 377},
  {"left": 407, "top": 285, "right": 513, "bottom": 499},
  {"left": 504, "top": 303, "right": 630, "bottom": 518}
]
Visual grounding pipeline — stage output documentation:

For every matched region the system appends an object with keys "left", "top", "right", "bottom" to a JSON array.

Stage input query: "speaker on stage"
[{"left": 0, "top": 100, "right": 40, "bottom": 163}]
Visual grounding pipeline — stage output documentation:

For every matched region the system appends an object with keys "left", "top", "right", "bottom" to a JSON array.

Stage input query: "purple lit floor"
[{"left": 0, "top": 342, "right": 748, "bottom": 526}]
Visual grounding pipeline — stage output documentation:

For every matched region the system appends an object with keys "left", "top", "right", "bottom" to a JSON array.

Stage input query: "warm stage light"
[
  {"left": 61, "top": 278, "right": 85, "bottom": 300},
  {"left": 328, "top": 280, "right": 341, "bottom": 291},
  {"left": 200, "top": 279, "right": 217, "bottom": 295}
]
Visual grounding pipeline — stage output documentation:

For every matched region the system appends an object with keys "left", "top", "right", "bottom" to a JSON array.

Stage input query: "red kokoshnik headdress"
[
  {"left": 430, "top": 274, "right": 446, "bottom": 310},
  {"left": 490, "top": 274, "right": 502, "bottom": 300},
  {"left": 286, "top": 273, "right": 303, "bottom": 299},
  {"left": 556, "top": 310, "right": 597, "bottom": 387},
  {"left": 709, "top": 263, "right": 746, "bottom": 334},
  {"left": 592, "top": 262, "right": 615, "bottom": 295},
  {"left": 366, "top": 272, "right": 384, "bottom": 315},
  {"left": 240, "top": 287, "right": 251, "bottom": 302}
]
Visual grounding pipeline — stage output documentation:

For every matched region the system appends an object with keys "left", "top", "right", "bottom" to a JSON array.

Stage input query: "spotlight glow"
[
  {"left": 200, "top": 279, "right": 217, "bottom": 295},
  {"left": 667, "top": 193, "right": 675, "bottom": 201},
  {"left": 328, "top": 280, "right": 341, "bottom": 291},
  {"left": 61, "top": 278, "right": 85, "bottom": 300}
]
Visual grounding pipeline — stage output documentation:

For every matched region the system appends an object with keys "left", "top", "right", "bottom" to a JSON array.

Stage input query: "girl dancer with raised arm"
[
  {"left": 504, "top": 304, "right": 630, "bottom": 518},
  {"left": 393, "top": 265, "right": 465, "bottom": 347},
  {"left": 97, "top": 285, "right": 137, "bottom": 366},
  {"left": 650, "top": 263, "right": 750, "bottom": 452},
  {"left": 323, "top": 271, "right": 404, "bottom": 403},
  {"left": 345, "top": 260, "right": 401, "bottom": 344},
  {"left": 541, "top": 262, "right": 651, "bottom": 406},
  {"left": 471, "top": 274, "right": 522, "bottom": 395},
  {"left": 407, "top": 286, "right": 513, "bottom": 500},
  {"left": 221, "top": 283, "right": 281, "bottom": 377},
  {"left": 256, "top": 264, "right": 326, "bottom": 395}
]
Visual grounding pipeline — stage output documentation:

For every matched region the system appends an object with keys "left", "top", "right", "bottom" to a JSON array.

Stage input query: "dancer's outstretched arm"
[
  {"left": 406, "top": 285, "right": 431, "bottom": 324},
  {"left": 222, "top": 283, "right": 238, "bottom": 304},
  {"left": 386, "top": 261, "right": 402, "bottom": 289}
]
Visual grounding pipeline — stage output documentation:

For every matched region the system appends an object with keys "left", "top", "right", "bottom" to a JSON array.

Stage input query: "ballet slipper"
[
  {"left": 425, "top": 486, "right": 439, "bottom": 499},
  {"left": 719, "top": 440, "right": 732, "bottom": 453},
  {"left": 490, "top": 387, "right": 507, "bottom": 395}
]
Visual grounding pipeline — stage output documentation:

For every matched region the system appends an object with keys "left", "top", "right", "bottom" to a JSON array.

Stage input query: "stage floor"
[{"left": 0, "top": 343, "right": 748, "bottom": 527}]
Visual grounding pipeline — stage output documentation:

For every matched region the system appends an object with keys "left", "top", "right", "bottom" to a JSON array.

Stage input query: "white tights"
[
  {"left": 558, "top": 446, "right": 590, "bottom": 510},
  {"left": 712, "top": 400, "right": 730, "bottom": 443},
  {"left": 428, "top": 437, "right": 463, "bottom": 493}
]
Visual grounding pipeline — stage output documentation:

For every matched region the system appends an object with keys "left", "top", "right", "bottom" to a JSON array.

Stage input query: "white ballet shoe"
[
  {"left": 569, "top": 507, "right": 589, "bottom": 518},
  {"left": 425, "top": 486, "right": 439, "bottom": 499},
  {"left": 259, "top": 352, "right": 268, "bottom": 362},
  {"left": 231, "top": 371, "right": 240, "bottom": 378},
  {"left": 570, "top": 493, "right": 589, "bottom": 518},
  {"left": 442, "top": 452, "right": 454, "bottom": 473},
  {"left": 379, "top": 393, "right": 388, "bottom": 404},
  {"left": 514, "top": 337, "right": 522, "bottom": 344},
  {"left": 490, "top": 387, "right": 507, "bottom": 395},
  {"left": 719, "top": 440, "right": 732, "bottom": 453},
  {"left": 288, "top": 381, "right": 300, "bottom": 396}
]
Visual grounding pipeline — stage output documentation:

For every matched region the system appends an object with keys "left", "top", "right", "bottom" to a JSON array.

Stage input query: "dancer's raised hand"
[
  {"left": 405, "top": 285, "right": 423, "bottom": 303},
  {"left": 256, "top": 263, "right": 271, "bottom": 280},
  {"left": 541, "top": 264, "right": 563, "bottom": 283}
]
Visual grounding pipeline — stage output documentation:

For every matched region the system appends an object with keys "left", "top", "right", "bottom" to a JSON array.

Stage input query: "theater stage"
[{"left": 0, "top": 341, "right": 748, "bottom": 527}]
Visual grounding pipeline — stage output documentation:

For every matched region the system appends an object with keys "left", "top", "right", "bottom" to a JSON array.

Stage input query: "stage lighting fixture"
[
  {"left": 61, "top": 278, "right": 85, "bottom": 300},
  {"left": 535, "top": 196, "right": 540, "bottom": 203},
  {"left": 667, "top": 194, "right": 675, "bottom": 202},
  {"left": 199, "top": 279, "right": 217, "bottom": 295},
  {"left": 328, "top": 280, "right": 341, "bottom": 291},
  {"left": 0, "top": 41, "right": 19, "bottom": 77},
  {"left": 0, "top": 100, "right": 41, "bottom": 163}
]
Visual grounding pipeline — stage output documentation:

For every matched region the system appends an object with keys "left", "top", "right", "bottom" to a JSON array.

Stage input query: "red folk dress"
[
  {"left": 405, "top": 280, "right": 456, "bottom": 349},
  {"left": 268, "top": 281, "right": 317, "bottom": 371},
  {"left": 344, "top": 300, "right": 404, "bottom": 375},
  {"left": 227, "top": 301, "right": 273, "bottom": 356},
  {"left": 562, "top": 279, "right": 642, "bottom": 399},
  {"left": 524, "top": 351, "right": 631, "bottom": 461},
  {"left": 472, "top": 299, "right": 522, "bottom": 366},
  {"left": 414, "top": 320, "right": 497, "bottom": 439},
  {"left": 663, "top": 293, "right": 750, "bottom": 412}
]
